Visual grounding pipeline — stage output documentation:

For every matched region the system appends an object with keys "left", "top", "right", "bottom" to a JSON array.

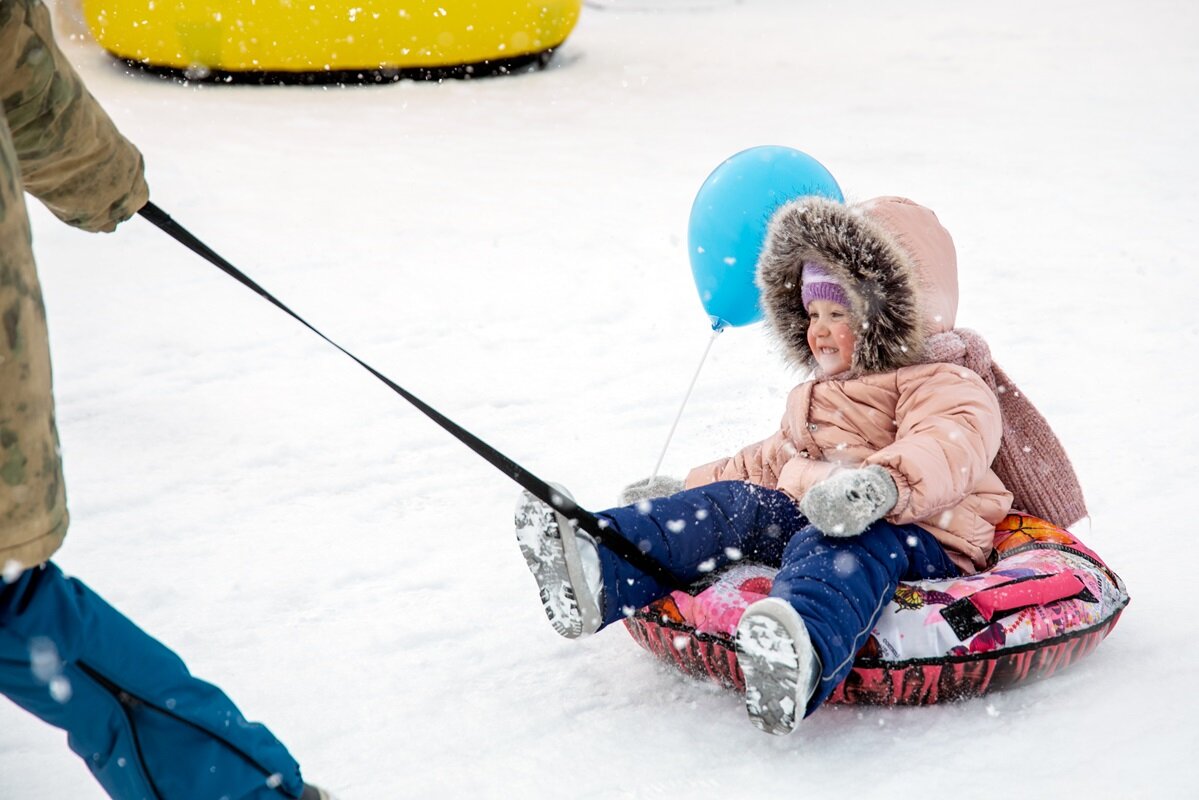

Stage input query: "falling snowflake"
[
  {"left": 29, "top": 638, "right": 60, "bottom": 683},
  {"left": 2, "top": 560, "right": 23, "bottom": 583},
  {"left": 48, "top": 676, "right": 72, "bottom": 703},
  {"left": 833, "top": 551, "right": 858, "bottom": 576}
]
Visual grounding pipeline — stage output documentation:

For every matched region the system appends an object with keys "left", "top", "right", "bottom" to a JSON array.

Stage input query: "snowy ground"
[{"left": 4, "top": 0, "right": 1198, "bottom": 796}]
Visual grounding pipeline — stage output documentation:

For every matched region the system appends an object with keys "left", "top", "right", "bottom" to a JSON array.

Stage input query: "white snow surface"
[{"left": 4, "top": 0, "right": 1199, "bottom": 796}]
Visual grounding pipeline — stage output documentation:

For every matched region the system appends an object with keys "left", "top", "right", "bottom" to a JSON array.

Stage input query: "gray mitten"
[
  {"left": 799, "top": 465, "right": 899, "bottom": 537},
  {"left": 619, "top": 475, "right": 684, "bottom": 507}
]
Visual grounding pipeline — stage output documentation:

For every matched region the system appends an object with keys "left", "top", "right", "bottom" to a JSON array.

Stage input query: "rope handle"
[{"left": 136, "top": 202, "right": 682, "bottom": 588}]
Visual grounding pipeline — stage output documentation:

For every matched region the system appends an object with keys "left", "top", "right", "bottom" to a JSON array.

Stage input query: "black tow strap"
[{"left": 137, "top": 202, "right": 680, "bottom": 589}]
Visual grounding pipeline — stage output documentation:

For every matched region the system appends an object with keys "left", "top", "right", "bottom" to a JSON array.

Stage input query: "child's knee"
[{"left": 781, "top": 524, "right": 827, "bottom": 561}]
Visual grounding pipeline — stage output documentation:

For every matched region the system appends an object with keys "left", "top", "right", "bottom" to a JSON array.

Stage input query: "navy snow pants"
[
  {"left": 595, "top": 481, "right": 959, "bottom": 713},
  {"left": 0, "top": 562, "right": 305, "bottom": 800}
]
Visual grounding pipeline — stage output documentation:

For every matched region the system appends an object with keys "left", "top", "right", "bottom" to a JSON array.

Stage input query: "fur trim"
[{"left": 755, "top": 198, "right": 926, "bottom": 374}]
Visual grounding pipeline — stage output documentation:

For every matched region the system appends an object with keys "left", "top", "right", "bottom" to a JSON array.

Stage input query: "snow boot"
[
  {"left": 514, "top": 484, "right": 603, "bottom": 639},
  {"left": 735, "top": 597, "right": 819, "bottom": 735}
]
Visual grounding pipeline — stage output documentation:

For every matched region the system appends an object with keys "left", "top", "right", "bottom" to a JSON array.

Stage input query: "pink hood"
[{"left": 756, "top": 195, "right": 960, "bottom": 374}]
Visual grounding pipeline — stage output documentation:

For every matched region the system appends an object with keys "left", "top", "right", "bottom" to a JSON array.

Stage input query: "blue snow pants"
[
  {"left": 594, "top": 481, "right": 960, "bottom": 713},
  {"left": 0, "top": 562, "right": 305, "bottom": 800}
]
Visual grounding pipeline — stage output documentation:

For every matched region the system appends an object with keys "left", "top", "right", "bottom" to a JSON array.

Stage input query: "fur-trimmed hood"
[{"left": 756, "top": 196, "right": 959, "bottom": 375}]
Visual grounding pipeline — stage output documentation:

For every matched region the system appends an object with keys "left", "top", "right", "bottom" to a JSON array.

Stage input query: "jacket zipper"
[{"left": 77, "top": 661, "right": 290, "bottom": 798}]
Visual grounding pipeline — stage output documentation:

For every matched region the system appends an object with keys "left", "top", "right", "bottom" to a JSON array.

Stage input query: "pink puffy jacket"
[{"left": 685, "top": 197, "right": 1013, "bottom": 573}]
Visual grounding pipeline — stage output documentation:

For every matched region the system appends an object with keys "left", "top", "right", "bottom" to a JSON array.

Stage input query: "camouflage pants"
[{"left": 0, "top": 112, "right": 67, "bottom": 569}]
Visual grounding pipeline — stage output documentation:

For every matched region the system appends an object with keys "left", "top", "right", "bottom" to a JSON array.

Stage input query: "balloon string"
[{"left": 651, "top": 327, "right": 723, "bottom": 480}]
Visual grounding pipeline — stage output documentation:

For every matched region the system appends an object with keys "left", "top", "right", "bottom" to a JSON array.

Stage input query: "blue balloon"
[{"left": 688, "top": 146, "right": 843, "bottom": 330}]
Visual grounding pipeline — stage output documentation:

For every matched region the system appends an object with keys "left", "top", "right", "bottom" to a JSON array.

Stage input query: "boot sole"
[
  {"left": 735, "top": 600, "right": 815, "bottom": 735},
  {"left": 514, "top": 489, "right": 601, "bottom": 639}
]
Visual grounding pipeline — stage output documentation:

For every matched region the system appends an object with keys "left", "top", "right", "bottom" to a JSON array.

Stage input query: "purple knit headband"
[{"left": 800, "top": 261, "right": 849, "bottom": 311}]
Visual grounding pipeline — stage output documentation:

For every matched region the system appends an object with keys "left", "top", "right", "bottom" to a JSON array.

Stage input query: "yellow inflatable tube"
[{"left": 82, "top": 0, "right": 582, "bottom": 77}]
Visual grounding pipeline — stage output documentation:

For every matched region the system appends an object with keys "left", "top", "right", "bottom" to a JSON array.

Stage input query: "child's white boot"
[
  {"left": 735, "top": 597, "right": 820, "bottom": 735},
  {"left": 514, "top": 484, "right": 604, "bottom": 639}
]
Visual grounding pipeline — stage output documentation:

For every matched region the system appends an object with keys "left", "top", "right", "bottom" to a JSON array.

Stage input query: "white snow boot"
[
  {"left": 734, "top": 597, "right": 820, "bottom": 736},
  {"left": 514, "top": 484, "right": 604, "bottom": 639}
]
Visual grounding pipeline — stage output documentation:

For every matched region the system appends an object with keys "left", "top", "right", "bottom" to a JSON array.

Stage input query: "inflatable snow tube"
[
  {"left": 81, "top": 0, "right": 582, "bottom": 82},
  {"left": 624, "top": 514, "right": 1129, "bottom": 705}
]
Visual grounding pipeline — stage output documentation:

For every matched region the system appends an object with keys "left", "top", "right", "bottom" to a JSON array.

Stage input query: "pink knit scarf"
[{"left": 923, "top": 329, "right": 1088, "bottom": 528}]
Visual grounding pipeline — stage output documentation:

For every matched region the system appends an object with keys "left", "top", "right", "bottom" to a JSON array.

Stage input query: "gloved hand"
[
  {"left": 619, "top": 475, "right": 684, "bottom": 507},
  {"left": 799, "top": 465, "right": 898, "bottom": 537}
]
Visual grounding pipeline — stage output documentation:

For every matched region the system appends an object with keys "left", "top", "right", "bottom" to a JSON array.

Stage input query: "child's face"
[{"left": 806, "top": 299, "right": 856, "bottom": 375}]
